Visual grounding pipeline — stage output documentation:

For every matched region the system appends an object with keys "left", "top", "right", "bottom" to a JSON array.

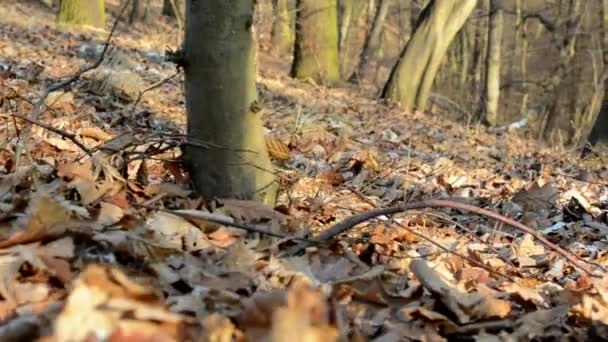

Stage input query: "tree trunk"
[
  {"left": 351, "top": 0, "right": 391, "bottom": 82},
  {"left": 163, "top": 0, "right": 174, "bottom": 16},
  {"left": 56, "top": 0, "right": 105, "bottom": 28},
  {"left": 482, "top": 0, "right": 503, "bottom": 126},
  {"left": 516, "top": 0, "right": 529, "bottom": 116},
  {"left": 471, "top": 0, "right": 487, "bottom": 99},
  {"left": 338, "top": 0, "right": 368, "bottom": 78},
  {"left": 163, "top": 0, "right": 184, "bottom": 19},
  {"left": 291, "top": 0, "right": 340, "bottom": 86},
  {"left": 381, "top": 0, "right": 478, "bottom": 112},
  {"left": 271, "top": 0, "right": 295, "bottom": 56},
  {"left": 339, "top": 0, "right": 353, "bottom": 51},
  {"left": 541, "top": 0, "right": 584, "bottom": 141},
  {"left": 589, "top": 0, "right": 608, "bottom": 145},
  {"left": 398, "top": 0, "right": 411, "bottom": 44},
  {"left": 458, "top": 26, "right": 471, "bottom": 85},
  {"left": 183, "top": 0, "right": 277, "bottom": 204},
  {"left": 129, "top": 0, "right": 150, "bottom": 24}
]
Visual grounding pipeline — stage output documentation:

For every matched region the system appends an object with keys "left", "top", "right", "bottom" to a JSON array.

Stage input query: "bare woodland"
[{"left": 1, "top": 0, "right": 608, "bottom": 340}]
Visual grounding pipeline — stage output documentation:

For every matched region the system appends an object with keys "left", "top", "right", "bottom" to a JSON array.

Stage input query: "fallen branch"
[
  {"left": 11, "top": 114, "right": 92, "bottom": 156},
  {"left": 287, "top": 199, "right": 602, "bottom": 277}
]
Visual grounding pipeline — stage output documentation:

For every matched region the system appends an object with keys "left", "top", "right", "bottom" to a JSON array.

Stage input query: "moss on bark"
[
  {"left": 291, "top": 0, "right": 340, "bottom": 86},
  {"left": 183, "top": 0, "right": 277, "bottom": 205},
  {"left": 271, "top": 0, "right": 295, "bottom": 55},
  {"left": 57, "top": 0, "right": 105, "bottom": 29},
  {"left": 382, "top": 0, "right": 477, "bottom": 112}
]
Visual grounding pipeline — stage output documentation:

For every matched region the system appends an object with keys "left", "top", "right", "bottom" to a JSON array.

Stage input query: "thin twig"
[
  {"left": 393, "top": 221, "right": 514, "bottom": 282},
  {"left": 286, "top": 199, "right": 602, "bottom": 277},
  {"left": 137, "top": 205, "right": 318, "bottom": 244},
  {"left": 11, "top": 114, "right": 92, "bottom": 156},
  {"left": 421, "top": 211, "right": 517, "bottom": 270},
  {"left": 131, "top": 71, "right": 180, "bottom": 112}
]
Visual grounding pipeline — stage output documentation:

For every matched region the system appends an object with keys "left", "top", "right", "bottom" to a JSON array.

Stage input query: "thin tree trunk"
[
  {"left": 271, "top": 0, "right": 295, "bottom": 55},
  {"left": 338, "top": 0, "right": 368, "bottom": 78},
  {"left": 517, "top": 0, "right": 529, "bottom": 116},
  {"left": 351, "top": 0, "right": 391, "bottom": 82},
  {"left": 398, "top": 0, "right": 411, "bottom": 45},
  {"left": 183, "top": 0, "right": 277, "bottom": 204},
  {"left": 459, "top": 26, "right": 471, "bottom": 85},
  {"left": 271, "top": 0, "right": 296, "bottom": 56},
  {"left": 471, "top": 1, "right": 488, "bottom": 99},
  {"left": 339, "top": 0, "right": 354, "bottom": 51},
  {"left": 382, "top": 0, "right": 478, "bottom": 112},
  {"left": 129, "top": 0, "right": 150, "bottom": 24},
  {"left": 291, "top": 0, "right": 340, "bottom": 85},
  {"left": 483, "top": 0, "right": 503, "bottom": 126},
  {"left": 542, "top": 0, "right": 583, "bottom": 141},
  {"left": 589, "top": 0, "right": 608, "bottom": 145},
  {"left": 57, "top": 0, "right": 105, "bottom": 28},
  {"left": 163, "top": 0, "right": 184, "bottom": 20}
]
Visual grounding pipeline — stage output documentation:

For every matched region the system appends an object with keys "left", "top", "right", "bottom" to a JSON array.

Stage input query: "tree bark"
[
  {"left": 271, "top": 0, "right": 295, "bottom": 56},
  {"left": 339, "top": 0, "right": 353, "bottom": 51},
  {"left": 541, "top": 0, "right": 584, "bottom": 142},
  {"left": 56, "top": 0, "right": 105, "bottom": 28},
  {"left": 291, "top": 0, "right": 341, "bottom": 86},
  {"left": 483, "top": 0, "right": 503, "bottom": 126},
  {"left": 471, "top": 0, "right": 487, "bottom": 99},
  {"left": 338, "top": 0, "right": 368, "bottom": 78},
  {"left": 381, "top": 0, "right": 478, "bottom": 112},
  {"left": 163, "top": 0, "right": 184, "bottom": 19},
  {"left": 589, "top": 0, "right": 608, "bottom": 145},
  {"left": 129, "top": 0, "right": 150, "bottom": 24},
  {"left": 351, "top": 0, "right": 391, "bottom": 82},
  {"left": 183, "top": 0, "right": 277, "bottom": 204}
]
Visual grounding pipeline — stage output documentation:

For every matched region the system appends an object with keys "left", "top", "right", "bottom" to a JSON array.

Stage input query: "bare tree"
[
  {"left": 350, "top": 0, "right": 392, "bottom": 82},
  {"left": 271, "top": 0, "right": 295, "bottom": 55},
  {"left": 382, "top": 0, "right": 478, "bottom": 112},
  {"left": 56, "top": 0, "right": 105, "bottom": 28},
  {"left": 291, "top": 0, "right": 340, "bottom": 85},
  {"left": 183, "top": 0, "right": 278, "bottom": 204},
  {"left": 482, "top": 0, "right": 504, "bottom": 126}
]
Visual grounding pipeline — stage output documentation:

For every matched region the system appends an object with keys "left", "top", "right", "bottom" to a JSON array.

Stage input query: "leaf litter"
[{"left": 1, "top": 1, "right": 608, "bottom": 341}]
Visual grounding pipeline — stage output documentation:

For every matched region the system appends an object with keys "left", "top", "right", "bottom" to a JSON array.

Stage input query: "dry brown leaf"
[
  {"left": 265, "top": 135, "right": 291, "bottom": 161},
  {"left": 514, "top": 234, "right": 546, "bottom": 268},
  {"left": 78, "top": 126, "right": 113, "bottom": 142},
  {"left": 69, "top": 179, "right": 116, "bottom": 205},
  {"left": 0, "top": 196, "right": 72, "bottom": 248},
  {"left": 201, "top": 314, "right": 241, "bottom": 342},
  {"left": 145, "top": 211, "right": 213, "bottom": 252},
  {"left": 52, "top": 265, "right": 188, "bottom": 342},
  {"left": 410, "top": 259, "right": 511, "bottom": 324},
  {"left": 502, "top": 282, "right": 547, "bottom": 308},
  {"left": 96, "top": 201, "right": 125, "bottom": 226},
  {"left": 144, "top": 183, "right": 192, "bottom": 198},
  {"left": 208, "top": 227, "right": 241, "bottom": 248},
  {"left": 57, "top": 159, "right": 95, "bottom": 181},
  {"left": 238, "top": 282, "right": 337, "bottom": 342},
  {"left": 511, "top": 182, "right": 558, "bottom": 213},
  {"left": 44, "top": 90, "right": 74, "bottom": 109},
  {"left": 43, "top": 136, "right": 80, "bottom": 152},
  {"left": 0, "top": 237, "right": 73, "bottom": 306},
  {"left": 400, "top": 306, "right": 457, "bottom": 331}
]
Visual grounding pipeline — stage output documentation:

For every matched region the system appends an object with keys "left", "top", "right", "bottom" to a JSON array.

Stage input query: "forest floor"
[{"left": 2, "top": 1, "right": 608, "bottom": 341}]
